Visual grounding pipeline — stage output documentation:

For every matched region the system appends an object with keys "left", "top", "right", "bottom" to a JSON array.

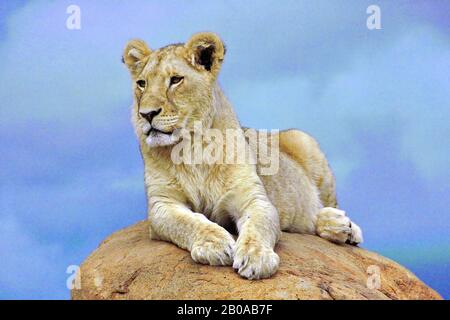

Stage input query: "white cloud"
[{"left": 228, "top": 26, "right": 450, "bottom": 181}]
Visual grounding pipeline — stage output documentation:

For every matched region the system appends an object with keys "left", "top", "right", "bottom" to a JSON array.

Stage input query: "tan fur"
[{"left": 123, "top": 32, "right": 363, "bottom": 279}]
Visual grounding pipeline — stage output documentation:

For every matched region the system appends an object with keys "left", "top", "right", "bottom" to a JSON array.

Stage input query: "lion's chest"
[{"left": 175, "top": 164, "right": 227, "bottom": 216}]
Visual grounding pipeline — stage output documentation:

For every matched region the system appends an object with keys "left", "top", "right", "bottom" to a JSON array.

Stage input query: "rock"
[{"left": 71, "top": 221, "right": 441, "bottom": 300}]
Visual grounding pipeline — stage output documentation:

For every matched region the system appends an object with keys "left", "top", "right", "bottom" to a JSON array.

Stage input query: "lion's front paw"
[
  {"left": 190, "top": 227, "right": 235, "bottom": 266},
  {"left": 233, "top": 242, "right": 279, "bottom": 280}
]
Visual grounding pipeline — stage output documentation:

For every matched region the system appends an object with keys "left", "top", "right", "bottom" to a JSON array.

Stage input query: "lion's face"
[{"left": 123, "top": 33, "right": 226, "bottom": 147}]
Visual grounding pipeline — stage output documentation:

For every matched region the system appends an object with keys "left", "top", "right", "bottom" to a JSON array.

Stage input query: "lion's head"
[{"left": 123, "top": 32, "right": 226, "bottom": 147}]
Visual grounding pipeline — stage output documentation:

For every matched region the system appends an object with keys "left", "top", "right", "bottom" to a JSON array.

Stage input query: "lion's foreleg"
[
  {"left": 149, "top": 199, "right": 235, "bottom": 266},
  {"left": 231, "top": 187, "right": 281, "bottom": 279}
]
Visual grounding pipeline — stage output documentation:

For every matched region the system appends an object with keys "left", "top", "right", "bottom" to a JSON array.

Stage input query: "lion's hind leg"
[
  {"left": 315, "top": 207, "right": 363, "bottom": 245},
  {"left": 279, "top": 129, "right": 338, "bottom": 208},
  {"left": 277, "top": 129, "right": 363, "bottom": 245}
]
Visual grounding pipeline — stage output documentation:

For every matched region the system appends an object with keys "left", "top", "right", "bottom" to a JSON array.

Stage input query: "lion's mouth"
[
  {"left": 147, "top": 127, "right": 174, "bottom": 136},
  {"left": 143, "top": 125, "right": 173, "bottom": 137},
  {"left": 143, "top": 126, "right": 181, "bottom": 147}
]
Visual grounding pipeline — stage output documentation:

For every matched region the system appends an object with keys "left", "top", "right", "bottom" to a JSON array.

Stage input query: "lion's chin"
[{"left": 145, "top": 130, "right": 181, "bottom": 148}]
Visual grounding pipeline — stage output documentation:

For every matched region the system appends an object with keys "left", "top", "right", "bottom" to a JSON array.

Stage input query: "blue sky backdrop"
[{"left": 0, "top": 0, "right": 449, "bottom": 299}]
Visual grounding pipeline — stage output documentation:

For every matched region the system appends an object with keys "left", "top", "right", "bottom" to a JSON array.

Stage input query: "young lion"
[{"left": 122, "top": 32, "right": 363, "bottom": 280}]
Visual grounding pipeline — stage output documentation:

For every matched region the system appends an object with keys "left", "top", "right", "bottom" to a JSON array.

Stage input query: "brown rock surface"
[{"left": 71, "top": 221, "right": 441, "bottom": 300}]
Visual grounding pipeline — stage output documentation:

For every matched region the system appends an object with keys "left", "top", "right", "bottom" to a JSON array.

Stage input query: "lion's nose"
[{"left": 140, "top": 108, "right": 162, "bottom": 124}]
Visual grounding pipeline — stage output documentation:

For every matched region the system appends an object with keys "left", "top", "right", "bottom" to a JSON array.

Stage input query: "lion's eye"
[
  {"left": 136, "top": 79, "right": 146, "bottom": 89},
  {"left": 170, "top": 76, "right": 184, "bottom": 86}
]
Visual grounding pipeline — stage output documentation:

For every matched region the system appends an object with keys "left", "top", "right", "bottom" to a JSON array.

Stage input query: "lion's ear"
[
  {"left": 122, "top": 39, "right": 152, "bottom": 78},
  {"left": 185, "top": 32, "right": 226, "bottom": 78}
]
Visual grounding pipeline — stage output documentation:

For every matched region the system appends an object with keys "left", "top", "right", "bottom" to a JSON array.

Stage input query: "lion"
[{"left": 122, "top": 32, "right": 363, "bottom": 280}]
